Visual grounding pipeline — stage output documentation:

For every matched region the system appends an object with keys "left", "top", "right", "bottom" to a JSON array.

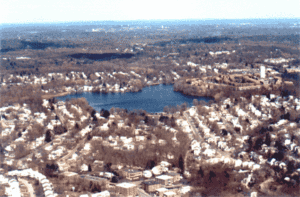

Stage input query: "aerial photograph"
[{"left": 0, "top": 0, "right": 299, "bottom": 196}]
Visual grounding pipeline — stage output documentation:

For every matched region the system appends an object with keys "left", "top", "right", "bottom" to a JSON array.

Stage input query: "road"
[
  {"left": 19, "top": 138, "right": 53, "bottom": 163},
  {"left": 18, "top": 102, "right": 85, "bottom": 164},
  {"left": 55, "top": 135, "right": 91, "bottom": 172},
  {"left": 19, "top": 178, "right": 35, "bottom": 197},
  {"left": 19, "top": 119, "right": 90, "bottom": 169},
  {"left": 184, "top": 110, "right": 231, "bottom": 159},
  {"left": 19, "top": 107, "right": 69, "bottom": 163},
  {"left": 19, "top": 123, "right": 71, "bottom": 163},
  {"left": 183, "top": 112, "right": 202, "bottom": 142},
  {"left": 58, "top": 137, "right": 87, "bottom": 163},
  {"left": 180, "top": 112, "right": 203, "bottom": 177},
  {"left": 54, "top": 108, "right": 65, "bottom": 125}
]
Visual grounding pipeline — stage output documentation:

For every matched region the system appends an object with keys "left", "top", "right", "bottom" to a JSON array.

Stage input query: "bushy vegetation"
[
  {"left": 190, "top": 163, "right": 244, "bottom": 196},
  {"left": 14, "top": 142, "right": 30, "bottom": 159},
  {"left": 90, "top": 128, "right": 189, "bottom": 172}
]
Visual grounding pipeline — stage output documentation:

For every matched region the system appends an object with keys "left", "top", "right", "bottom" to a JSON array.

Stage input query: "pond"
[{"left": 57, "top": 84, "right": 213, "bottom": 113}]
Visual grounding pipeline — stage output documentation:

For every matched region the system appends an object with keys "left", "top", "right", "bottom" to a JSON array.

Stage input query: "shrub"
[
  {"left": 44, "top": 162, "right": 59, "bottom": 177},
  {"left": 45, "top": 130, "right": 52, "bottom": 142},
  {"left": 54, "top": 125, "right": 67, "bottom": 135},
  {"left": 100, "top": 109, "right": 110, "bottom": 119}
]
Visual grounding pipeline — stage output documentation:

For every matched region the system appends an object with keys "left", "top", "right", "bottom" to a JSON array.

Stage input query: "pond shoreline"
[
  {"left": 42, "top": 83, "right": 168, "bottom": 100},
  {"left": 55, "top": 84, "right": 213, "bottom": 113},
  {"left": 42, "top": 92, "right": 71, "bottom": 100}
]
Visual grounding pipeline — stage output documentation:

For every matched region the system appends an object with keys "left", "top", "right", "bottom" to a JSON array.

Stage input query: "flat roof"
[
  {"left": 156, "top": 175, "right": 173, "bottom": 180},
  {"left": 82, "top": 175, "right": 107, "bottom": 182},
  {"left": 166, "top": 172, "right": 180, "bottom": 176},
  {"left": 143, "top": 180, "right": 160, "bottom": 185},
  {"left": 116, "top": 182, "right": 136, "bottom": 188},
  {"left": 63, "top": 172, "right": 78, "bottom": 177},
  {"left": 164, "top": 191, "right": 177, "bottom": 195},
  {"left": 156, "top": 188, "right": 168, "bottom": 192},
  {"left": 123, "top": 168, "right": 141, "bottom": 173}
]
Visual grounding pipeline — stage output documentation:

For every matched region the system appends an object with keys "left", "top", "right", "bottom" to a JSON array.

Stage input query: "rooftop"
[
  {"left": 116, "top": 182, "right": 136, "bottom": 188},
  {"left": 123, "top": 168, "right": 141, "bottom": 173},
  {"left": 164, "top": 191, "right": 177, "bottom": 195},
  {"left": 156, "top": 188, "right": 168, "bottom": 192},
  {"left": 156, "top": 175, "right": 173, "bottom": 180},
  {"left": 166, "top": 172, "right": 180, "bottom": 177},
  {"left": 62, "top": 172, "right": 78, "bottom": 177},
  {"left": 143, "top": 180, "right": 160, "bottom": 185}
]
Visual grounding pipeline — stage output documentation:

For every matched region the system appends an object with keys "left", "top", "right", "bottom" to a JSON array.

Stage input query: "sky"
[{"left": 1, "top": 0, "right": 299, "bottom": 24}]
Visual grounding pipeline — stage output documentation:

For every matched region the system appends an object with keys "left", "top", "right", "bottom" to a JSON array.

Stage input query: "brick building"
[
  {"left": 115, "top": 182, "right": 137, "bottom": 197},
  {"left": 142, "top": 180, "right": 161, "bottom": 193},
  {"left": 120, "top": 168, "right": 142, "bottom": 180}
]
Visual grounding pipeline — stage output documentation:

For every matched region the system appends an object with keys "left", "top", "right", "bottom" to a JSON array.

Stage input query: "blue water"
[{"left": 56, "top": 84, "right": 212, "bottom": 113}]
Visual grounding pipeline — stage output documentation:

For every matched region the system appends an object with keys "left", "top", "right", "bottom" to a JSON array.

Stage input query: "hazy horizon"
[
  {"left": 1, "top": 17, "right": 299, "bottom": 26},
  {"left": 1, "top": 0, "right": 299, "bottom": 24}
]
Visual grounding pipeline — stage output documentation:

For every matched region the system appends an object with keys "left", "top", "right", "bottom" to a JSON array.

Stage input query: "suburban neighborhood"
[{"left": 1, "top": 18, "right": 300, "bottom": 197}]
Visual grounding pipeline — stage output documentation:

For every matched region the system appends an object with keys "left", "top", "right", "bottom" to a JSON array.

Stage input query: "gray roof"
[{"left": 143, "top": 180, "right": 160, "bottom": 185}]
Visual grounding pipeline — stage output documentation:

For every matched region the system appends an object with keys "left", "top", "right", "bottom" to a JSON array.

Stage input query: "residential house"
[
  {"left": 191, "top": 140, "right": 200, "bottom": 150},
  {"left": 193, "top": 147, "right": 201, "bottom": 156},
  {"left": 81, "top": 164, "right": 88, "bottom": 172},
  {"left": 100, "top": 123, "right": 109, "bottom": 131},
  {"left": 118, "top": 122, "right": 125, "bottom": 128},
  {"left": 167, "top": 153, "right": 174, "bottom": 160},
  {"left": 123, "top": 144, "right": 134, "bottom": 151},
  {"left": 137, "top": 145, "right": 144, "bottom": 151},
  {"left": 103, "top": 172, "right": 114, "bottom": 179},
  {"left": 158, "top": 139, "right": 167, "bottom": 146},
  {"left": 135, "top": 136, "right": 145, "bottom": 142},
  {"left": 160, "top": 161, "right": 171, "bottom": 168},
  {"left": 152, "top": 166, "right": 162, "bottom": 176},
  {"left": 93, "top": 160, "right": 104, "bottom": 168},
  {"left": 92, "top": 136, "right": 103, "bottom": 141}
]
